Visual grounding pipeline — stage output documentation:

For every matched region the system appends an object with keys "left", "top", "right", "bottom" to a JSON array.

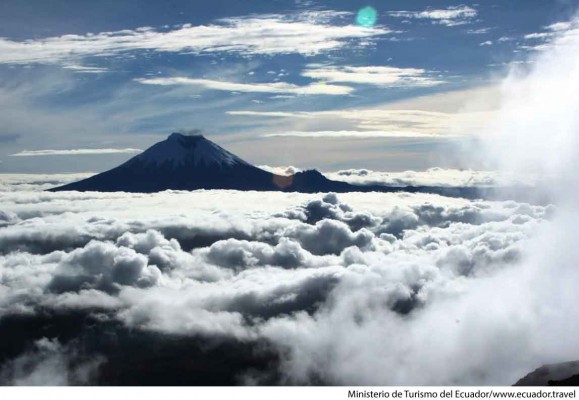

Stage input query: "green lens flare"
[{"left": 356, "top": 6, "right": 378, "bottom": 27}]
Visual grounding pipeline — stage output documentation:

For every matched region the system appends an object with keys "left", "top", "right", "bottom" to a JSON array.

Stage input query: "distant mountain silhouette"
[{"left": 49, "top": 132, "right": 545, "bottom": 202}]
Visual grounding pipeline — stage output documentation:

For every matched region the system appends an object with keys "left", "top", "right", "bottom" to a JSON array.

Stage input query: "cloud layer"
[
  {"left": 324, "top": 168, "right": 541, "bottom": 188},
  {"left": 0, "top": 176, "right": 566, "bottom": 385}
]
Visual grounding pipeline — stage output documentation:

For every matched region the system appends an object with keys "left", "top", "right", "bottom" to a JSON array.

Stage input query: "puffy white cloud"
[
  {"left": 49, "top": 240, "right": 162, "bottom": 293},
  {"left": 0, "top": 12, "right": 389, "bottom": 66},
  {"left": 276, "top": 193, "right": 382, "bottom": 232},
  {"left": 116, "top": 229, "right": 180, "bottom": 255},
  {"left": 202, "top": 237, "right": 327, "bottom": 270},
  {"left": 283, "top": 219, "right": 376, "bottom": 255}
]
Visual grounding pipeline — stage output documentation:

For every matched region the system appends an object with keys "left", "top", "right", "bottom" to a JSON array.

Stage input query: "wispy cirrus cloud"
[
  {"left": 301, "top": 65, "right": 444, "bottom": 87},
  {"left": 62, "top": 65, "right": 109, "bottom": 74},
  {"left": 10, "top": 148, "right": 141, "bottom": 157},
  {"left": 262, "top": 130, "right": 453, "bottom": 139},
  {"left": 135, "top": 77, "right": 353, "bottom": 95},
  {"left": 0, "top": 11, "right": 390, "bottom": 66},
  {"left": 388, "top": 5, "right": 477, "bottom": 27},
  {"left": 228, "top": 108, "right": 492, "bottom": 138},
  {"left": 466, "top": 28, "right": 492, "bottom": 35},
  {"left": 136, "top": 64, "right": 441, "bottom": 96}
]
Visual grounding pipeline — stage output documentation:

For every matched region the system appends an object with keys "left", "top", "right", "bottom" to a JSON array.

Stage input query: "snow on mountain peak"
[{"left": 133, "top": 132, "right": 249, "bottom": 169}]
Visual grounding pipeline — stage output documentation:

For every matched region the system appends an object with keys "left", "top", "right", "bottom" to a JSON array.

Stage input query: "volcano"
[
  {"left": 49, "top": 132, "right": 532, "bottom": 201},
  {"left": 49, "top": 133, "right": 353, "bottom": 193}
]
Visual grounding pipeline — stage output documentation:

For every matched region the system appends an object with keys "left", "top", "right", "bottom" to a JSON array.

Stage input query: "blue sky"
[{"left": 0, "top": 0, "right": 577, "bottom": 173}]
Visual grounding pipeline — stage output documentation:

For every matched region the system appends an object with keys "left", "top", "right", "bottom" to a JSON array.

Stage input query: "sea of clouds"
[
  {"left": 1, "top": 12, "right": 579, "bottom": 387},
  {"left": 0, "top": 181, "right": 560, "bottom": 385}
]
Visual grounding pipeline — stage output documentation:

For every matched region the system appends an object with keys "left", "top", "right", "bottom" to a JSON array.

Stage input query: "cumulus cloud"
[
  {"left": 48, "top": 240, "right": 161, "bottom": 294},
  {"left": 284, "top": 219, "right": 376, "bottom": 255},
  {"left": 388, "top": 6, "right": 477, "bottom": 27},
  {"left": 203, "top": 237, "right": 313, "bottom": 270},
  {"left": 136, "top": 77, "right": 353, "bottom": 96},
  {"left": 0, "top": 11, "right": 389, "bottom": 66},
  {"left": 276, "top": 193, "right": 382, "bottom": 232},
  {"left": 10, "top": 148, "right": 141, "bottom": 157}
]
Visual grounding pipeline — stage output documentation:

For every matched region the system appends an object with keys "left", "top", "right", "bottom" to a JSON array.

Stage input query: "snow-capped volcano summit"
[{"left": 132, "top": 133, "right": 250, "bottom": 169}]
